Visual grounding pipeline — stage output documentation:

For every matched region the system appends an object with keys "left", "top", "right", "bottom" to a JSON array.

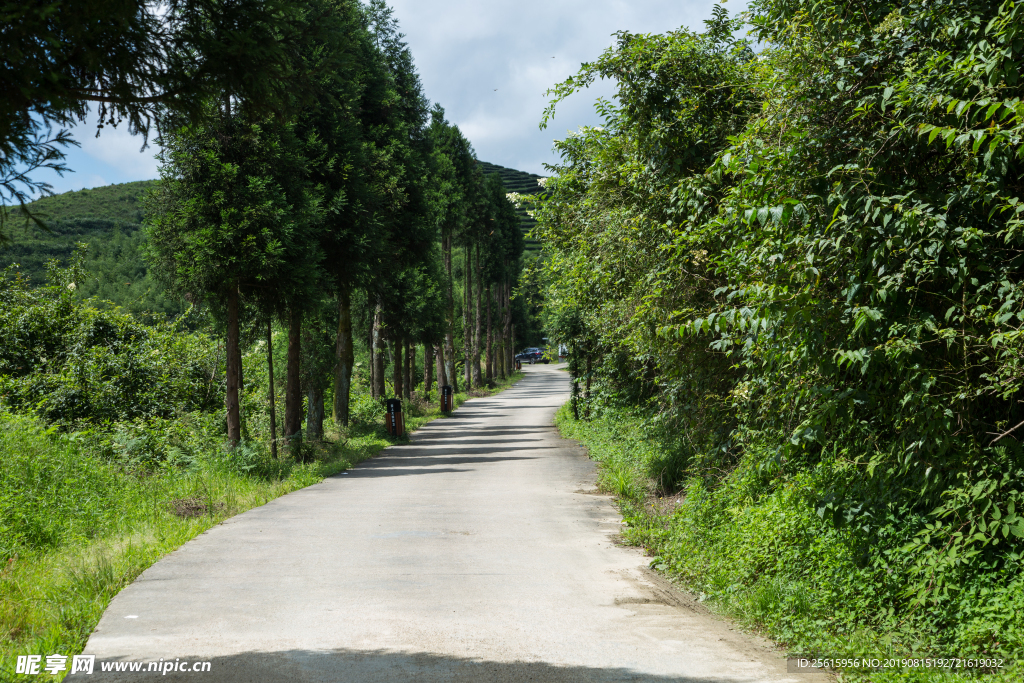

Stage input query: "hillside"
[
  {"left": 4, "top": 180, "right": 158, "bottom": 278},
  {"left": 477, "top": 161, "right": 545, "bottom": 253},
  {"left": 0, "top": 180, "right": 181, "bottom": 317},
  {"left": 23, "top": 179, "right": 157, "bottom": 225},
  {"left": 1, "top": 163, "right": 542, "bottom": 312}
]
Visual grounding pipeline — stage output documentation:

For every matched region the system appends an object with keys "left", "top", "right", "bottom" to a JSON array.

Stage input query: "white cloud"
[
  {"left": 78, "top": 117, "right": 161, "bottom": 180},
  {"left": 29, "top": 0, "right": 747, "bottom": 192},
  {"left": 28, "top": 108, "right": 161, "bottom": 196},
  {"left": 391, "top": 0, "right": 749, "bottom": 174}
]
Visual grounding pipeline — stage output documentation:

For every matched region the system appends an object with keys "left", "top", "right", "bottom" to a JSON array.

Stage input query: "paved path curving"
[{"left": 79, "top": 364, "right": 819, "bottom": 682}]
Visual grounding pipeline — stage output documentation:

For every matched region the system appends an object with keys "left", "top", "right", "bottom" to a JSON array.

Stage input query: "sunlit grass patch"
[{"left": 0, "top": 372, "right": 523, "bottom": 680}]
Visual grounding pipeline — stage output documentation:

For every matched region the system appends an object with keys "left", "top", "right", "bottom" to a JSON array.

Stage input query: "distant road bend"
[{"left": 81, "top": 364, "right": 820, "bottom": 682}]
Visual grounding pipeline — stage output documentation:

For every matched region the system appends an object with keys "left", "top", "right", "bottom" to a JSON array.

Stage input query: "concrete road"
[{"left": 78, "top": 365, "right": 819, "bottom": 682}]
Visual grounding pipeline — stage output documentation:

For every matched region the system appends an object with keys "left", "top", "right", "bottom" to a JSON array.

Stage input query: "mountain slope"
[
  {"left": 1, "top": 180, "right": 181, "bottom": 317},
  {"left": 477, "top": 161, "right": 545, "bottom": 253}
]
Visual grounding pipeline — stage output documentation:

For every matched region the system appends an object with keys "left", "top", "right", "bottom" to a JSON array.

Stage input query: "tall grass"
[
  {"left": 556, "top": 403, "right": 1024, "bottom": 683},
  {"left": 0, "top": 372, "right": 521, "bottom": 681}
]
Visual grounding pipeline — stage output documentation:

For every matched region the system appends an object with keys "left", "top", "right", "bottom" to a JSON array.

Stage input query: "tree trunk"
[
  {"left": 306, "top": 385, "right": 324, "bottom": 441},
  {"left": 495, "top": 285, "right": 504, "bottom": 380},
  {"left": 423, "top": 342, "right": 434, "bottom": 400},
  {"left": 571, "top": 342, "right": 580, "bottom": 420},
  {"left": 504, "top": 279, "right": 513, "bottom": 375},
  {"left": 403, "top": 339, "right": 412, "bottom": 401},
  {"left": 225, "top": 286, "right": 241, "bottom": 445},
  {"left": 464, "top": 244, "right": 472, "bottom": 390},
  {"left": 284, "top": 307, "right": 303, "bottom": 450},
  {"left": 585, "top": 352, "right": 592, "bottom": 420},
  {"left": 392, "top": 337, "right": 403, "bottom": 399},
  {"left": 437, "top": 342, "right": 448, "bottom": 387},
  {"left": 238, "top": 309, "right": 246, "bottom": 439},
  {"left": 485, "top": 282, "right": 493, "bottom": 381},
  {"left": 332, "top": 288, "right": 354, "bottom": 427},
  {"left": 472, "top": 243, "right": 483, "bottom": 387},
  {"left": 266, "top": 320, "right": 277, "bottom": 457},
  {"left": 368, "top": 324, "right": 375, "bottom": 398},
  {"left": 372, "top": 302, "right": 385, "bottom": 399},
  {"left": 443, "top": 230, "right": 457, "bottom": 392}
]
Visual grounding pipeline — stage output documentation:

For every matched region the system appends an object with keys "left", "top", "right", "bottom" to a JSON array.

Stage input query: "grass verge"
[
  {"left": 0, "top": 373, "right": 521, "bottom": 681},
  {"left": 554, "top": 402, "right": 1024, "bottom": 683}
]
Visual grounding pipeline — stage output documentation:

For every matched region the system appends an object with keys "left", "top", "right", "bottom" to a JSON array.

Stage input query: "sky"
[{"left": 36, "top": 0, "right": 746, "bottom": 194}]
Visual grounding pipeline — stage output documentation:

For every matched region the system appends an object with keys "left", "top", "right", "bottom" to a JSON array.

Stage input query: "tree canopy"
[{"left": 1, "top": 0, "right": 322, "bottom": 241}]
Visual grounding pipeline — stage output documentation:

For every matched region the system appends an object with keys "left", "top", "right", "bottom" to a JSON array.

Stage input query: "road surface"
[{"left": 79, "top": 364, "right": 818, "bottom": 682}]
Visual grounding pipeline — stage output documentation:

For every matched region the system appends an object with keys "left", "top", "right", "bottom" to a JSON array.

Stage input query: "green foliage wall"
[
  {"left": 0, "top": 263, "right": 221, "bottom": 429},
  {"left": 539, "top": 0, "right": 1024, "bottom": 663}
]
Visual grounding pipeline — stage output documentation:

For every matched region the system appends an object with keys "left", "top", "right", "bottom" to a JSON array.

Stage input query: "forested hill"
[
  {"left": 1, "top": 179, "right": 176, "bottom": 317},
  {"left": 22, "top": 179, "right": 157, "bottom": 224},
  {"left": 0, "top": 165, "right": 539, "bottom": 314},
  {"left": 477, "top": 161, "right": 544, "bottom": 253}
]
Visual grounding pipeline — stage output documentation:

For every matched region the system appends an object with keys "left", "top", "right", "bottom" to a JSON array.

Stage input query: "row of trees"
[
  {"left": 146, "top": 0, "right": 526, "bottom": 450},
  {"left": 2, "top": 0, "right": 527, "bottom": 451},
  {"left": 3, "top": 0, "right": 317, "bottom": 239}
]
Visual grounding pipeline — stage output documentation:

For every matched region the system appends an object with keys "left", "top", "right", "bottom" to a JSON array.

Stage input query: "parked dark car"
[{"left": 515, "top": 347, "right": 549, "bottom": 364}]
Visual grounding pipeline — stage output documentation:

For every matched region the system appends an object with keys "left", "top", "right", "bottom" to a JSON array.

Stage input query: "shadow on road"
[
  {"left": 84, "top": 647, "right": 760, "bottom": 682},
  {"left": 413, "top": 426, "right": 554, "bottom": 437},
  {"left": 386, "top": 445, "right": 551, "bottom": 456},
  {"left": 339, "top": 467, "right": 472, "bottom": 478},
  {"left": 358, "top": 454, "right": 540, "bottom": 467},
  {"left": 406, "top": 437, "right": 547, "bottom": 447}
]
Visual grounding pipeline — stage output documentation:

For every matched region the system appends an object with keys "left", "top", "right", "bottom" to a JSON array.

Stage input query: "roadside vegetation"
[
  {"left": 540, "top": 1, "right": 1024, "bottom": 681},
  {"left": 0, "top": 257, "right": 522, "bottom": 675},
  {"left": 2, "top": 0, "right": 534, "bottom": 678},
  {"left": 0, "top": 374, "right": 517, "bottom": 677}
]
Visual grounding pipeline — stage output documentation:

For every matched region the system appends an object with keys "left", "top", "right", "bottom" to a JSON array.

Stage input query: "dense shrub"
[
  {"left": 558, "top": 404, "right": 1024, "bottom": 677},
  {"left": 0, "top": 261, "right": 221, "bottom": 428},
  {"left": 541, "top": 0, "right": 1024, "bottom": 670}
]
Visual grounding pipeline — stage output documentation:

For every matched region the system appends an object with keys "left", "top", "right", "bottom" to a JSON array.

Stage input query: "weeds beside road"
[
  {"left": 0, "top": 374, "right": 521, "bottom": 680},
  {"left": 555, "top": 403, "right": 1024, "bottom": 683}
]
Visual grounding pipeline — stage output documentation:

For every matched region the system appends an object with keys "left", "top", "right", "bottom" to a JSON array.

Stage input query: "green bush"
[
  {"left": 559, "top": 403, "right": 1024, "bottom": 680},
  {"left": 539, "top": 1, "right": 1024, "bottom": 678},
  {"left": 350, "top": 392, "right": 385, "bottom": 427},
  {"left": 0, "top": 261, "right": 221, "bottom": 428}
]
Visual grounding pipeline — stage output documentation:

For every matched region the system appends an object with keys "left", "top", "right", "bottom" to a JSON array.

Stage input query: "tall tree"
[
  {"left": 355, "top": 0, "right": 441, "bottom": 409},
  {"left": 427, "top": 106, "right": 477, "bottom": 391},
  {"left": 149, "top": 111, "right": 320, "bottom": 444},
  {"left": 480, "top": 171, "right": 525, "bottom": 379},
  {"left": 281, "top": 0, "right": 374, "bottom": 429},
  {"left": 2, "top": 0, "right": 315, "bottom": 241}
]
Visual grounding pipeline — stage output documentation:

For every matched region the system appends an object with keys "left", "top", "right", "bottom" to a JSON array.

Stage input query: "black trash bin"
[
  {"left": 515, "top": 359, "right": 522, "bottom": 371},
  {"left": 440, "top": 385, "right": 453, "bottom": 413},
  {"left": 385, "top": 398, "right": 405, "bottom": 437}
]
